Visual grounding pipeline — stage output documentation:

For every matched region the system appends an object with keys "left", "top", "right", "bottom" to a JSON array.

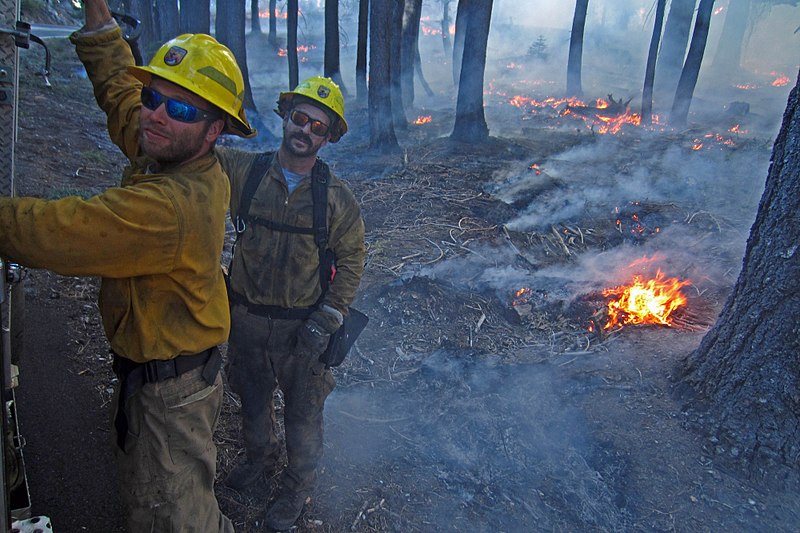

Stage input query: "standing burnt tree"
[
  {"left": 654, "top": 0, "right": 695, "bottom": 97},
  {"left": 356, "top": 0, "right": 369, "bottom": 100},
  {"left": 401, "top": 0, "right": 423, "bottom": 106},
  {"left": 324, "top": 0, "right": 347, "bottom": 91},
  {"left": 368, "top": 0, "right": 400, "bottom": 152},
  {"left": 678, "top": 70, "right": 800, "bottom": 487},
  {"left": 215, "top": 0, "right": 257, "bottom": 112},
  {"left": 268, "top": 0, "right": 279, "bottom": 46},
  {"left": 670, "top": 0, "right": 716, "bottom": 126},
  {"left": 251, "top": 0, "right": 262, "bottom": 34},
  {"left": 450, "top": 0, "right": 492, "bottom": 143},
  {"left": 566, "top": 0, "right": 589, "bottom": 97},
  {"left": 451, "top": 0, "right": 467, "bottom": 87},
  {"left": 179, "top": 0, "right": 211, "bottom": 34},
  {"left": 287, "top": 0, "right": 300, "bottom": 89},
  {"left": 709, "top": 0, "right": 750, "bottom": 78},
  {"left": 641, "top": 0, "right": 667, "bottom": 125}
]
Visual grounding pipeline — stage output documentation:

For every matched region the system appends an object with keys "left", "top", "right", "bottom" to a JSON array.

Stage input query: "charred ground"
[{"left": 10, "top": 22, "right": 800, "bottom": 533}]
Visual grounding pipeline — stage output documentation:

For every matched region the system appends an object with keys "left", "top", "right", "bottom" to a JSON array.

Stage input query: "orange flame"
[
  {"left": 414, "top": 115, "right": 432, "bottom": 125},
  {"left": 772, "top": 74, "right": 790, "bottom": 87},
  {"left": 602, "top": 270, "right": 691, "bottom": 330}
]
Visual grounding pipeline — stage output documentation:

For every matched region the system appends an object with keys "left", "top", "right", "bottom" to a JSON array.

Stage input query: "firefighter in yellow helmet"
[
  {"left": 0, "top": 0, "right": 248, "bottom": 530},
  {"left": 215, "top": 76, "right": 365, "bottom": 530}
]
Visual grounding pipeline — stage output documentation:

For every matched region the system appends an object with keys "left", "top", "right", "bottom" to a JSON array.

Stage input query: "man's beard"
[
  {"left": 283, "top": 132, "right": 319, "bottom": 158},
  {"left": 140, "top": 122, "right": 210, "bottom": 166}
]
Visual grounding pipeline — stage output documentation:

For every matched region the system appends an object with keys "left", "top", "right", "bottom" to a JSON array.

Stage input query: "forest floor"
[{"left": 9, "top": 9, "right": 800, "bottom": 533}]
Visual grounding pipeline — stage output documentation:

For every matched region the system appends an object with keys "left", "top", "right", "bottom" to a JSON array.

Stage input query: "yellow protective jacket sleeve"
[
  {"left": 0, "top": 26, "right": 231, "bottom": 362},
  {"left": 216, "top": 148, "right": 365, "bottom": 317}
]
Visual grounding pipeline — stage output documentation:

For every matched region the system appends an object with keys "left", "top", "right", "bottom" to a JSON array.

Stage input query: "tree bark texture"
[
  {"left": 288, "top": 0, "right": 299, "bottom": 89},
  {"left": 389, "top": 0, "right": 407, "bottom": 130},
  {"left": 179, "top": 0, "right": 210, "bottom": 34},
  {"left": 324, "top": 0, "right": 346, "bottom": 92},
  {"left": 670, "top": 0, "right": 715, "bottom": 126},
  {"left": 641, "top": 0, "right": 667, "bottom": 125},
  {"left": 269, "top": 0, "right": 278, "bottom": 45},
  {"left": 679, "top": 69, "right": 800, "bottom": 488},
  {"left": 156, "top": 0, "right": 179, "bottom": 42},
  {"left": 215, "top": 0, "right": 256, "bottom": 111},
  {"left": 251, "top": 0, "right": 262, "bottom": 34},
  {"left": 451, "top": 0, "right": 467, "bottom": 87},
  {"left": 400, "top": 0, "right": 422, "bottom": 106},
  {"left": 450, "top": 0, "right": 492, "bottom": 143},
  {"left": 655, "top": 0, "right": 696, "bottom": 97},
  {"left": 129, "top": 0, "right": 157, "bottom": 60},
  {"left": 368, "top": 0, "right": 400, "bottom": 152},
  {"left": 566, "top": 0, "right": 588, "bottom": 97},
  {"left": 709, "top": 0, "right": 751, "bottom": 77},
  {"left": 356, "top": 0, "right": 369, "bottom": 100}
]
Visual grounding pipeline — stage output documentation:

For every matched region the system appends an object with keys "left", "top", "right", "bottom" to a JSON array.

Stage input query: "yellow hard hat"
[
  {"left": 128, "top": 34, "right": 255, "bottom": 138},
  {"left": 276, "top": 76, "right": 347, "bottom": 142}
]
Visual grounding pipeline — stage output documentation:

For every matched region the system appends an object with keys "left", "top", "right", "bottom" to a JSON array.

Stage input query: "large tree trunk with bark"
[
  {"left": 356, "top": 0, "right": 369, "bottom": 101},
  {"left": 450, "top": 0, "right": 492, "bottom": 143},
  {"left": 400, "top": 0, "right": 422, "bottom": 106},
  {"left": 655, "top": 0, "right": 696, "bottom": 97},
  {"left": 156, "top": 0, "right": 179, "bottom": 41},
  {"left": 287, "top": 0, "right": 299, "bottom": 89},
  {"left": 566, "top": 0, "right": 588, "bottom": 97},
  {"left": 251, "top": 0, "right": 262, "bottom": 34},
  {"left": 389, "top": 0, "right": 407, "bottom": 130},
  {"left": 678, "top": 69, "right": 800, "bottom": 489},
  {"left": 325, "top": 0, "right": 346, "bottom": 92},
  {"left": 268, "top": 0, "right": 278, "bottom": 46},
  {"left": 451, "top": 0, "right": 467, "bottom": 87},
  {"left": 129, "top": 0, "right": 158, "bottom": 59},
  {"left": 709, "top": 0, "right": 751, "bottom": 79},
  {"left": 670, "top": 0, "right": 715, "bottom": 126},
  {"left": 368, "top": 0, "right": 400, "bottom": 153},
  {"left": 215, "top": 0, "right": 257, "bottom": 111},
  {"left": 179, "top": 0, "right": 210, "bottom": 34},
  {"left": 641, "top": 0, "right": 667, "bottom": 125}
]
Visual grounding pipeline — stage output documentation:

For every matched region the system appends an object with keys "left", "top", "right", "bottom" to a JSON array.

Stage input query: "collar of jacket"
[{"left": 128, "top": 152, "right": 219, "bottom": 182}]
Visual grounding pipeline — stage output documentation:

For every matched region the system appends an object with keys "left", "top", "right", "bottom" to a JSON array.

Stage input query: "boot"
[
  {"left": 224, "top": 456, "right": 275, "bottom": 491},
  {"left": 264, "top": 488, "right": 308, "bottom": 531}
]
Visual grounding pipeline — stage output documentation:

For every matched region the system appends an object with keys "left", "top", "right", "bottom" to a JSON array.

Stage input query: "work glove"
[{"left": 295, "top": 305, "right": 343, "bottom": 358}]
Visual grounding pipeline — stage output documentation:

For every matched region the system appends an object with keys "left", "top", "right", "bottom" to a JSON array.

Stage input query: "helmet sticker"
[
  {"left": 163, "top": 46, "right": 188, "bottom": 66},
  {"left": 317, "top": 85, "right": 330, "bottom": 99}
]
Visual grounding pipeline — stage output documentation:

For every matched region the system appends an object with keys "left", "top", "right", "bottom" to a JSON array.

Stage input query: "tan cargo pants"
[{"left": 111, "top": 365, "right": 234, "bottom": 532}]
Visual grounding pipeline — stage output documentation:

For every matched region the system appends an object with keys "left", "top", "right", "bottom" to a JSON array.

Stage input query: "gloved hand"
[
  {"left": 295, "top": 317, "right": 330, "bottom": 358},
  {"left": 295, "top": 305, "right": 343, "bottom": 358}
]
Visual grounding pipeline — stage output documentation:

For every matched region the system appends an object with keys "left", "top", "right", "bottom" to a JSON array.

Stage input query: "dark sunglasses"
[
  {"left": 289, "top": 109, "right": 330, "bottom": 137},
  {"left": 140, "top": 86, "right": 217, "bottom": 123}
]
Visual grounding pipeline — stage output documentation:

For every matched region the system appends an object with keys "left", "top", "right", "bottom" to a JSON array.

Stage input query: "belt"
[
  {"left": 112, "top": 347, "right": 222, "bottom": 450},
  {"left": 229, "top": 290, "right": 314, "bottom": 320}
]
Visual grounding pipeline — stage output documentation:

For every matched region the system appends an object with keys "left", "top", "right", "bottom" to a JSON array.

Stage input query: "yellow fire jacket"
[
  {"left": 0, "top": 26, "right": 231, "bottom": 362},
  {"left": 216, "top": 148, "right": 365, "bottom": 318}
]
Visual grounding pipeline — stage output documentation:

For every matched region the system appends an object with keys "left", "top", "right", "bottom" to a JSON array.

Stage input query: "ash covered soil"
[{"left": 11, "top": 30, "right": 800, "bottom": 533}]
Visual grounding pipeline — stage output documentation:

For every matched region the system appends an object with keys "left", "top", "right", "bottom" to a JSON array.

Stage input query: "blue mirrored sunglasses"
[{"left": 140, "top": 86, "right": 217, "bottom": 123}]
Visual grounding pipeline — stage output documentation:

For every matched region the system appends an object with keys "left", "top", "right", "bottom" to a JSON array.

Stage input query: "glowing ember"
[
  {"left": 528, "top": 163, "right": 541, "bottom": 174},
  {"left": 512, "top": 287, "right": 534, "bottom": 306},
  {"left": 602, "top": 270, "right": 691, "bottom": 330},
  {"left": 413, "top": 115, "right": 432, "bottom": 125},
  {"left": 772, "top": 74, "right": 790, "bottom": 87}
]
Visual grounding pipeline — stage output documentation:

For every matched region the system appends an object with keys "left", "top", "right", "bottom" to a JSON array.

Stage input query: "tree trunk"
[
  {"left": 324, "top": 0, "right": 347, "bottom": 92},
  {"left": 655, "top": 0, "right": 695, "bottom": 97},
  {"left": 670, "top": 0, "right": 716, "bottom": 127},
  {"left": 251, "top": 0, "right": 262, "bottom": 34},
  {"left": 156, "top": 0, "right": 179, "bottom": 42},
  {"left": 268, "top": 0, "right": 278, "bottom": 46},
  {"left": 356, "top": 0, "right": 369, "bottom": 101},
  {"left": 129, "top": 0, "right": 157, "bottom": 59},
  {"left": 678, "top": 69, "right": 800, "bottom": 488},
  {"left": 641, "top": 0, "right": 667, "bottom": 125},
  {"left": 566, "top": 0, "right": 589, "bottom": 98},
  {"left": 215, "top": 0, "right": 257, "bottom": 111},
  {"left": 179, "top": 0, "right": 210, "bottom": 34},
  {"left": 450, "top": 0, "right": 492, "bottom": 143},
  {"left": 451, "top": 0, "right": 467, "bottom": 87},
  {"left": 368, "top": 0, "right": 400, "bottom": 153},
  {"left": 709, "top": 0, "right": 751, "bottom": 79},
  {"left": 287, "top": 0, "right": 299, "bottom": 89},
  {"left": 400, "top": 0, "right": 422, "bottom": 106},
  {"left": 389, "top": 0, "right": 407, "bottom": 130},
  {"left": 441, "top": 0, "right": 453, "bottom": 60}
]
